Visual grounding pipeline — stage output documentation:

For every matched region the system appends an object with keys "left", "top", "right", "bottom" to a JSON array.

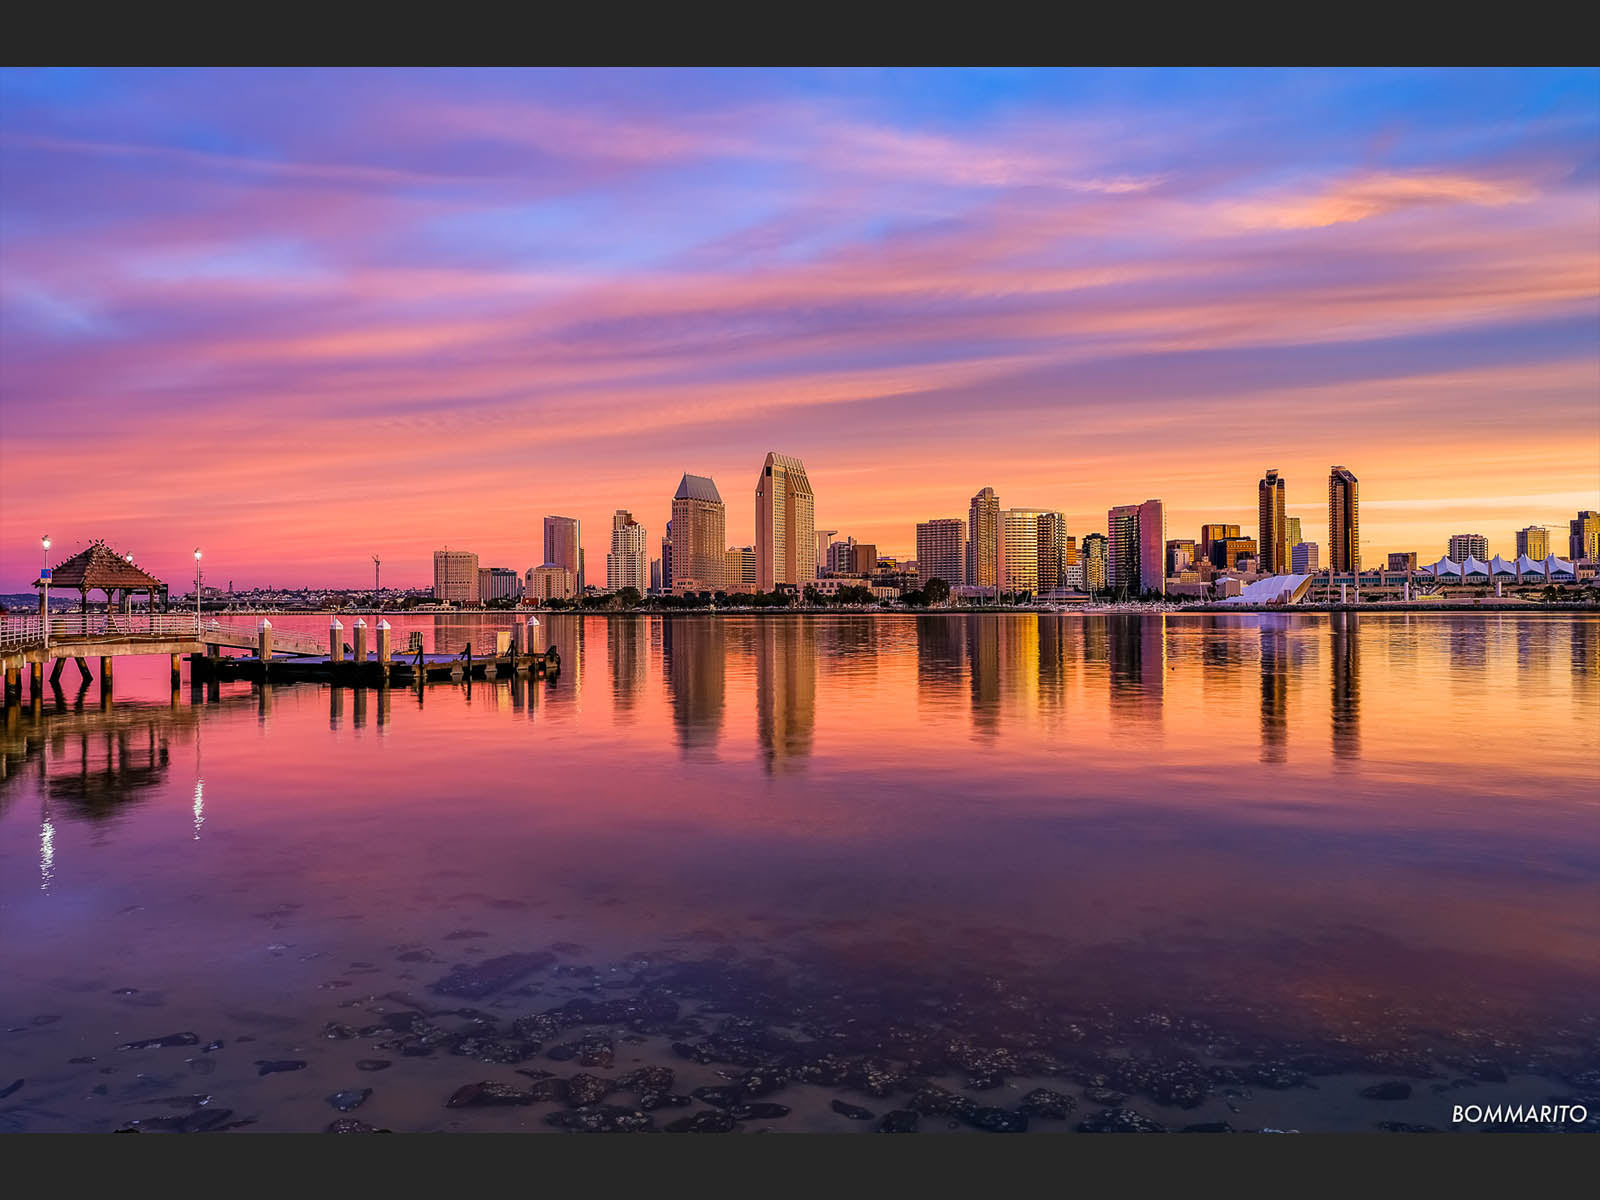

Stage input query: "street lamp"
[
  {"left": 194, "top": 548, "right": 203, "bottom": 636},
  {"left": 41, "top": 535, "right": 51, "bottom": 647}
]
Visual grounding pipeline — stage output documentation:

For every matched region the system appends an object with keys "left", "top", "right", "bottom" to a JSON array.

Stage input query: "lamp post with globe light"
[
  {"left": 41, "top": 535, "right": 51, "bottom": 647},
  {"left": 194, "top": 549, "right": 202, "bottom": 636}
]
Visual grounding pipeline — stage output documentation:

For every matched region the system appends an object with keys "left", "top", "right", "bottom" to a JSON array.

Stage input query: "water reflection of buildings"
[
  {"left": 1103, "top": 614, "right": 1166, "bottom": 729},
  {"left": 1259, "top": 622, "right": 1289, "bottom": 763},
  {"left": 662, "top": 619, "right": 724, "bottom": 755},
  {"left": 756, "top": 618, "right": 815, "bottom": 772},
  {"left": 1330, "top": 613, "right": 1360, "bottom": 762},
  {"left": 608, "top": 618, "right": 649, "bottom": 719}
]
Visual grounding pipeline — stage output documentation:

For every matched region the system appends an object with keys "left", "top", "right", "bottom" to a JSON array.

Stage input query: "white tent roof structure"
[
  {"left": 1544, "top": 554, "right": 1575, "bottom": 576},
  {"left": 1461, "top": 555, "right": 1491, "bottom": 576},
  {"left": 1516, "top": 554, "right": 1546, "bottom": 576},
  {"left": 1489, "top": 555, "right": 1518, "bottom": 576},
  {"left": 1427, "top": 556, "right": 1462, "bottom": 576},
  {"left": 1217, "top": 573, "right": 1314, "bottom": 606}
]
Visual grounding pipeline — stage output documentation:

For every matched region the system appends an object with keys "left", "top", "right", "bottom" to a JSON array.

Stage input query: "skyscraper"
[
  {"left": 1200, "top": 523, "right": 1242, "bottom": 568},
  {"left": 1035, "top": 511, "right": 1069, "bottom": 592},
  {"left": 1328, "top": 466, "right": 1360, "bottom": 571},
  {"left": 670, "top": 474, "right": 726, "bottom": 595},
  {"left": 1258, "top": 468, "right": 1286, "bottom": 574},
  {"left": 661, "top": 521, "right": 673, "bottom": 592},
  {"left": 1515, "top": 526, "right": 1550, "bottom": 560},
  {"left": 755, "top": 452, "right": 817, "bottom": 592},
  {"left": 1568, "top": 511, "right": 1598, "bottom": 561},
  {"left": 1447, "top": 533, "right": 1488, "bottom": 563},
  {"left": 606, "top": 509, "right": 648, "bottom": 593},
  {"left": 915, "top": 519, "right": 965, "bottom": 587},
  {"left": 433, "top": 548, "right": 479, "bottom": 604},
  {"left": 1285, "top": 515, "right": 1303, "bottom": 550},
  {"left": 967, "top": 487, "right": 1000, "bottom": 594},
  {"left": 1107, "top": 500, "right": 1166, "bottom": 596},
  {"left": 543, "top": 516, "right": 583, "bottom": 594},
  {"left": 1081, "top": 533, "right": 1108, "bottom": 592}
]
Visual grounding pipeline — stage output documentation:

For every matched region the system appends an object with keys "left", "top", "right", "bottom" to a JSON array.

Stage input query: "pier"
[{"left": 1, "top": 614, "right": 557, "bottom": 708}]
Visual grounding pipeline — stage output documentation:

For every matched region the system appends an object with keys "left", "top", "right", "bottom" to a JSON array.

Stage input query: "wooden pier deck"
[{"left": 190, "top": 646, "right": 560, "bottom": 686}]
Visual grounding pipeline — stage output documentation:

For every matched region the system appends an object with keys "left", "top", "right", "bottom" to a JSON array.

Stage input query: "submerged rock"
[
  {"left": 878, "top": 1109, "right": 920, "bottom": 1133},
  {"left": 964, "top": 1107, "right": 1028, "bottom": 1133},
  {"left": 254, "top": 1060, "right": 307, "bottom": 1076},
  {"left": 566, "top": 1074, "right": 616, "bottom": 1107},
  {"left": 328, "top": 1088, "right": 373, "bottom": 1112},
  {"left": 1018, "top": 1088, "right": 1076, "bottom": 1119},
  {"left": 1077, "top": 1107, "right": 1167, "bottom": 1133},
  {"left": 830, "top": 1099, "right": 875, "bottom": 1120},
  {"left": 546, "top": 1106, "right": 654, "bottom": 1132},
  {"left": 429, "top": 952, "right": 556, "bottom": 1000},
  {"left": 665, "top": 1110, "right": 738, "bottom": 1133},
  {"left": 446, "top": 1081, "right": 537, "bottom": 1107},
  {"left": 117, "top": 1032, "right": 200, "bottom": 1051},
  {"left": 1361, "top": 1081, "right": 1412, "bottom": 1101},
  {"left": 326, "top": 1119, "right": 390, "bottom": 1133}
]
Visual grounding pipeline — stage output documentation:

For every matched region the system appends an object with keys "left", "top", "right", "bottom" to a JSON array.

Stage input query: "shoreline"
[{"left": 136, "top": 602, "right": 1598, "bottom": 619}]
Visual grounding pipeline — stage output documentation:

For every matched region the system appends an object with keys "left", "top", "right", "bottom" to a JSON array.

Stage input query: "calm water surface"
[{"left": 2, "top": 613, "right": 1596, "bottom": 1132}]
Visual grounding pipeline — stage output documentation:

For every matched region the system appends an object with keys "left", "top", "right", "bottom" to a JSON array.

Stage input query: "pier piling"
[{"left": 330, "top": 618, "right": 345, "bottom": 662}]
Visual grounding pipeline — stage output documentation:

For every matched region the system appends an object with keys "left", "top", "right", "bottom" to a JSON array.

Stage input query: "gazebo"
[{"left": 35, "top": 540, "right": 169, "bottom": 614}]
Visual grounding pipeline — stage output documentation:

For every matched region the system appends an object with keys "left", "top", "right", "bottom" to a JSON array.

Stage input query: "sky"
[{"left": 1, "top": 67, "right": 1597, "bottom": 589}]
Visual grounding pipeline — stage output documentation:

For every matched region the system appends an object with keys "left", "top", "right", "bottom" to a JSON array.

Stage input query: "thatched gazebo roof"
[{"left": 36, "top": 540, "right": 165, "bottom": 592}]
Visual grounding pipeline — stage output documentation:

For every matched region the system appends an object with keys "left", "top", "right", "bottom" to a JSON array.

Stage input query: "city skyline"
[{"left": 2, "top": 68, "right": 1597, "bottom": 587}]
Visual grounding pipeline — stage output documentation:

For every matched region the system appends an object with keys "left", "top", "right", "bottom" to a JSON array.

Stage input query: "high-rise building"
[
  {"left": 1447, "top": 533, "right": 1488, "bottom": 563},
  {"left": 525, "top": 565, "right": 575, "bottom": 602},
  {"left": 670, "top": 474, "right": 726, "bottom": 594},
  {"left": 1081, "top": 533, "right": 1108, "bottom": 592},
  {"left": 1035, "top": 511, "right": 1069, "bottom": 592},
  {"left": 1328, "top": 466, "right": 1359, "bottom": 571},
  {"left": 993, "top": 508, "right": 1066, "bottom": 594},
  {"left": 850, "top": 543, "right": 878, "bottom": 577},
  {"left": 1291, "top": 542, "right": 1319, "bottom": 573},
  {"left": 1201, "top": 523, "right": 1242, "bottom": 569},
  {"left": 825, "top": 537, "right": 856, "bottom": 576},
  {"left": 814, "top": 530, "right": 837, "bottom": 577},
  {"left": 1258, "top": 468, "right": 1286, "bottom": 574},
  {"left": 1571, "top": 511, "right": 1600, "bottom": 561},
  {"left": 725, "top": 546, "right": 757, "bottom": 592},
  {"left": 478, "top": 566, "right": 522, "bottom": 603},
  {"left": 433, "top": 549, "right": 479, "bottom": 604},
  {"left": 661, "top": 521, "right": 673, "bottom": 592},
  {"left": 606, "top": 510, "right": 648, "bottom": 593},
  {"left": 1107, "top": 500, "right": 1166, "bottom": 596},
  {"left": 916, "top": 519, "right": 965, "bottom": 588},
  {"left": 1285, "top": 515, "right": 1302, "bottom": 550},
  {"left": 649, "top": 558, "right": 662, "bottom": 595},
  {"left": 755, "top": 451, "right": 817, "bottom": 592},
  {"left": 1515, "top": 526, "right": 1550, "bottom": 561},
  {"left": 1388, "top": 552, "right": 1418, "bottom": 572},
  {"left": 1219, "top": 537, "right": 1258, "bottom": 571},
  {"left": 967, "top": 487, "right": 1000, "bottom": 593},
  {"left": 1166, "top": 538, "right": 1197, "bottom": 576},
  {"left": 543, "top": 516, "right": 583, "bottom": 595}
]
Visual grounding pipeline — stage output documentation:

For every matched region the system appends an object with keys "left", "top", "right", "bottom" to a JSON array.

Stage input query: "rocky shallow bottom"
[{"left": 3, "top": 939, "right": 1596, "bottom": 1134}]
